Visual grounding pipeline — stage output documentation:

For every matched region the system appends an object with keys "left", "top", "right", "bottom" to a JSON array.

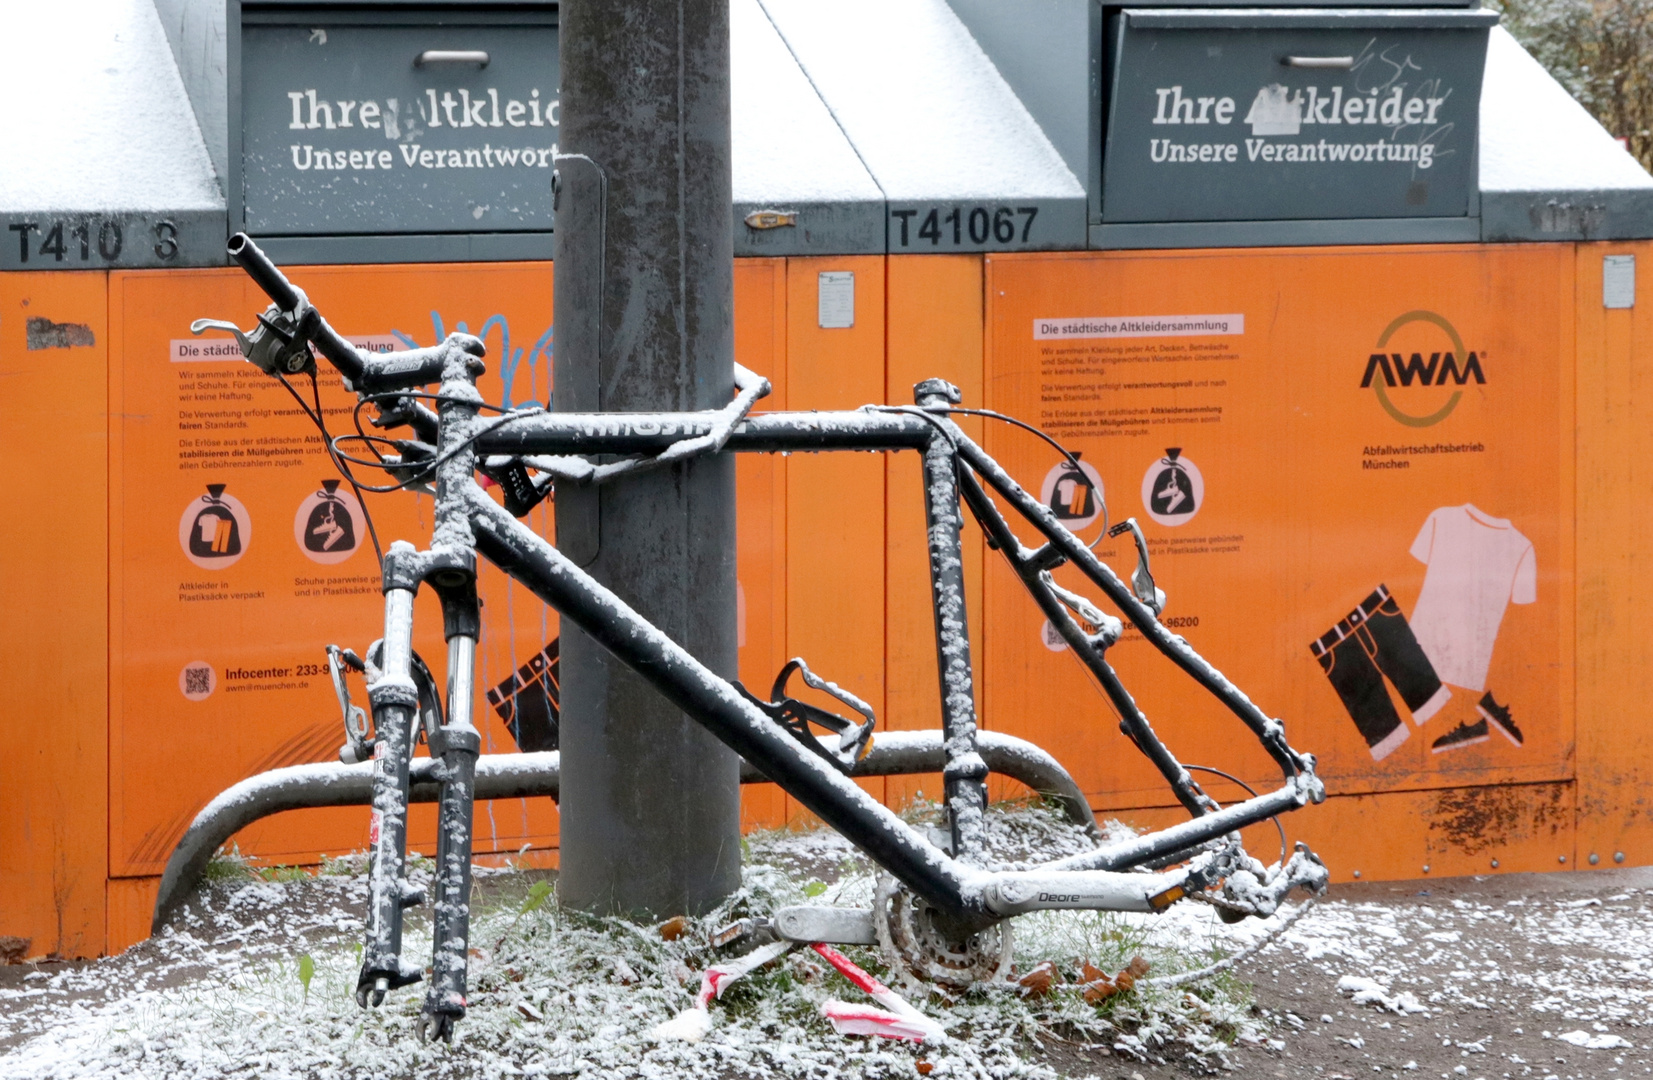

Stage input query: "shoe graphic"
[
  {"left": 1431, "top": 719, "right": 1490, "bottom": 753},
  {"left": 1477, "top": 692, "right": 1523, "bottom": 746}
]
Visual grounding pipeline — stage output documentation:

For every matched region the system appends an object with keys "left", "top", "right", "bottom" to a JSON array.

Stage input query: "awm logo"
[{"left": 1359, "top": 310, "right": 1484, "bottom": 427}]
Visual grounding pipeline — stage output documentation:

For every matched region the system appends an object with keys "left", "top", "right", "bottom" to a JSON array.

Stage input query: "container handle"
[
  {"left": 416, "top": 50, "right": 491, "bottom": 67},
  {"left": 1282, "top": 56, "right": 1354, "bottom": 69}
]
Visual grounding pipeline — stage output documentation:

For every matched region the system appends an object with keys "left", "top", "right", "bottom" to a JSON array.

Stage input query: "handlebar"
[
  {"left": 226, "top": 232, "right": 302, "bottom": 311},
  {"left": 226, "top": 233, "right": 458, "bottom": 402}
]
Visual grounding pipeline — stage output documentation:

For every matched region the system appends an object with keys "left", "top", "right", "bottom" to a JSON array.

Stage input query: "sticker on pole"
[
  {"left": 180, "top": 484, "right": 251, "bottom": 568},
  {"left": 1141, "top": 448, "right": 1203, "bottom": 527},
  {"left": 1039, "top": 458, "right": 1104, "bottom": 531},
  {"left": 294, "top": 479, "right": 362, "bottom": 564}
]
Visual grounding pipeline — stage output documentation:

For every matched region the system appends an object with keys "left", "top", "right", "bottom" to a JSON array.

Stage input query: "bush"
[{"left": 1492, "top": 0, "right": 1653, "bottom": 171}]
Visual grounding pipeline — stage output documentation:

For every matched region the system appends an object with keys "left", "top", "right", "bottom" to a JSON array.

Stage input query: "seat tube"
[
  {"left": 915, "top": 381, "right": 988, "bottom": 862},
  {"left": 358, "top": 577, "right": 420, "bottom": 1005}
]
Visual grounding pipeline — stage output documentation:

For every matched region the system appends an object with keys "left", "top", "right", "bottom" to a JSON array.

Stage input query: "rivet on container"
[
  {"left": 1589, "top": 852, "right": 1600, "bottom": 865},
  {"left": 1558, "top": 854, "right": 1567, "bottom": 864},
  {"left": 1615, "top": 852, "right": 1626, "bottom": 864},
  {"left": 1490, "top": 859, "right": 1499, "bottom": 869},
  {"left": 1421, "top": 865, "right": 1431, "bottom": 874},
  {"left": 1352, "top": 870, "right": 1361, "bottom": 879}
]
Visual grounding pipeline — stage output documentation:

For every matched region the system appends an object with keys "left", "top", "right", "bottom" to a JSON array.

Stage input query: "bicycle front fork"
[{"left": 356, "top": 541, "right": 483, "bottom": 1043}]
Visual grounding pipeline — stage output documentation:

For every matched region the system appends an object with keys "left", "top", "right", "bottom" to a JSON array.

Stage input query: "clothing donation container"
[{"left": 4, "top": 0, "right": 1653, "bottom": 960}]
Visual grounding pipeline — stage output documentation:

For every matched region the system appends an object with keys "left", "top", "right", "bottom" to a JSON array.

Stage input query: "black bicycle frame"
[{"left": 211, "top": 234, "right": 1325, "bottom": 1038}]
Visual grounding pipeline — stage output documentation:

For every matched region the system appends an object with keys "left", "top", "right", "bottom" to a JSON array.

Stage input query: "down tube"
[{"left": 463, "top": 485, "right": 992, "bottom": 921}]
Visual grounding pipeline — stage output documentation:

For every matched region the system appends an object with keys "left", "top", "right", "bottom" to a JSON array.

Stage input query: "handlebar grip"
[{"left": 227, "top": 233, "right": 301, "bottom": 311}]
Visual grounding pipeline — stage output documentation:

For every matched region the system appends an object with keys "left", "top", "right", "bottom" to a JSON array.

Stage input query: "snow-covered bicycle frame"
[{"left": 197, "top": 235, "right": 1327, "bottom": 1042}]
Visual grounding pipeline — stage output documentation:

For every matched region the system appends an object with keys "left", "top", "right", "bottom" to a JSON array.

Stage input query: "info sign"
[
  {"left": 1101, "top": 10, "right": 1497, "bottom": 222},
  {"left": 109, "top": 264, "right": 560, "bottom": 876},
  {"left": 984, "top": 246, "right": 1571, "bottom": 808},
  {"left": 238, "top": 18, "right": 559, "bottom": 235}
]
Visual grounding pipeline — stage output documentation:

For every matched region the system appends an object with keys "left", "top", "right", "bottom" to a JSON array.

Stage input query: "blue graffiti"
[{"left": 392, "top": 311, "right": 555, "bottom": 409}]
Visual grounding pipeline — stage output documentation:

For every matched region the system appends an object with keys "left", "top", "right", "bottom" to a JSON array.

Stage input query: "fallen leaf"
[
  {"left": 1018, "top": 960, "right": 1060, "bottom": 997},
  {"left": 1110, "top": 959, "right": 1150, "bottom": 992},
  {"left": 659, "top": 915, "right": 691, "bottom": 941},
  {"left": 1083, "top": 976, "right": 1119, "bottom": 1004},
  {"left": 916, "top": 1061, "right": 934, "bottom": 1075}
]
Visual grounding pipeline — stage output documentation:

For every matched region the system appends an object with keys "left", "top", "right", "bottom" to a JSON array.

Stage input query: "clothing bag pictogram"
[
  {"left": 303, "top": 479, "right": 357, "bottom": 553},
  {"left": 1047, "top": 462, "right": 1097, "bottom": 520},
  {"left": 1147, "top": 448, "right": 1196, "bottom": 517},
  {"left": 189, "top": 484, "right": 242, "bottom": 558}
]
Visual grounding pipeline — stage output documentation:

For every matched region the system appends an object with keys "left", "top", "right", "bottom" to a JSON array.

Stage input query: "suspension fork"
[
  {"left": 417, "top": 335, "right": 488, "bottom": 1041},
  {"left": 358, "top": 571, "right": 423, "bottom": 1005}
]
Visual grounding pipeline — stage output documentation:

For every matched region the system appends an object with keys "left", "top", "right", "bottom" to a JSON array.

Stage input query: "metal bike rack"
[{"left": 151, "top": 729, "right": 1099, "bottom": 932}]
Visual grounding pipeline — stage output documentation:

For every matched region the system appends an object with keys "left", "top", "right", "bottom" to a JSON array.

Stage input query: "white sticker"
[
  {"left": 179, "top": 484, "right": 252, "bottom": 568},
  {"left": 293, "top": 480, "right": 364, "bottom": 565},
  {"left": 1034, "top": 314, "right": 1243, "bottom": 340},
  {"left": 818, "top": 271, "right": 855, "bottom": 329},
  {"left": 1141, "top": 448, "right": 1204, "bottom": 527},
  {"left": 1605, "top": 255, "right": 1636, "bottom": 310},
  {"left": 1039, "top": 459, "right": 1105, "bottom": 531},
  {"left": 1040, "top": 620, "right": 1069, "bottom": 653}
]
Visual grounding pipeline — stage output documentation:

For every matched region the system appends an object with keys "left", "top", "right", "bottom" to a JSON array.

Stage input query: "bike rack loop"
[{"left": 152, "top": 729, "right": 1099, "bottom": 933}]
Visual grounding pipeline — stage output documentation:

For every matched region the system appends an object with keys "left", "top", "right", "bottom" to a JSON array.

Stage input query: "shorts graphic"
[{"left": 1312, "top": 585, "right": 1451, "bottom": 760}]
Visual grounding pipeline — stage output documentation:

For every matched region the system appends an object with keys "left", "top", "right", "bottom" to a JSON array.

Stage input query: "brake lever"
[
  {"left": 191, "top": 304, "right": 314, "bottom": 377},
  {"left": 329, "top": 645, "right": 374, "bottom": 764},
  {"left": 1107, "top": 518, "right": 1165, "bottom": 615}
]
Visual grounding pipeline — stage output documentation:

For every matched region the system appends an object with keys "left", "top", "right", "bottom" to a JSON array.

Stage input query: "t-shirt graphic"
[{"left": 1408, "top": 504, "right": 1536, "bottom": 692}]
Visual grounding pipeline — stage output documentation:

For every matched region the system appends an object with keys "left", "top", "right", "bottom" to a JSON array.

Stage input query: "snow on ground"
[{"left": 3, "top": 803, "right": 1653, "bottom": 1080}]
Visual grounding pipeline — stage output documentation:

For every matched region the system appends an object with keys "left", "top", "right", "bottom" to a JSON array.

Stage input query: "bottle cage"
[{"left": 736, "top": 658, "right": 877, "bottom": 774}]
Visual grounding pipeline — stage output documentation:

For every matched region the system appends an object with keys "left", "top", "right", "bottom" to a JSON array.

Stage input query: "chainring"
[{"left": 873, "top": 873, "right": 1013, "bottom": 989}]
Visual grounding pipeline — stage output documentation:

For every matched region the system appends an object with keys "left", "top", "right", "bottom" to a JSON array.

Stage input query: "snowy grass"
[{"left": 0, "top": 801, "right": 1295, "bottom": 1079}]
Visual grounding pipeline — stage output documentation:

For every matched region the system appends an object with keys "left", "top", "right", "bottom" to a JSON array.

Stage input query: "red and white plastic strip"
[
  {"left": 811, "top": 943, "right": 947, "bottom": 1044},
  {"left": 651, "top": 940, "right": 797, "bottom": 1041}
]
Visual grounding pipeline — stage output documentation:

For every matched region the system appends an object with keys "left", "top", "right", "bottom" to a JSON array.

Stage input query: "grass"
[{"left": 93, "top": 800, "right": 1281, "bottom": 1079}]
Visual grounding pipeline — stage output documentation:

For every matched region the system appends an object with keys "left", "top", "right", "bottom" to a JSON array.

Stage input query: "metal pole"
[{"left": 552, "top": 0, "right": 741, "bottom": 917}]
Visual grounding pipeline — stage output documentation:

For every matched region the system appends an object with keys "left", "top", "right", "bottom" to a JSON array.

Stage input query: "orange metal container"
[{"left": 3, "top": 240, "right": 1649, "bottom": 958}]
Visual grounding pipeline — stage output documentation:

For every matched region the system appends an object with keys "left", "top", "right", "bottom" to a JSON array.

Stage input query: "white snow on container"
[
  {"left": 1479, "top": 27, "right": 1652, "bottom": 195},
  {"left": 0, "top": 0, "right": 221, "bottom": 213},
  {"left": 757, "top": 0, "right": 1084, "bottom": 202},
  {"left": 733, "top": 0, "right": 881, "bottom": 205}
]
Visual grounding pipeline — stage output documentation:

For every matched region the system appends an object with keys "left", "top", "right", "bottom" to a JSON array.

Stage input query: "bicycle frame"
[{"left": 205, "top": 235, "right": 1326, "bottom": 1041}]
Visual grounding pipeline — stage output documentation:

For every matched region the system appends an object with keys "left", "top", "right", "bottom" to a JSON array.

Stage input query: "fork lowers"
[
  {"left": 421, "top": 628, "right": 483, "bottom": 1040},
  {"left": 357, "top": 584, "right": 422, "bottom": 1005}
]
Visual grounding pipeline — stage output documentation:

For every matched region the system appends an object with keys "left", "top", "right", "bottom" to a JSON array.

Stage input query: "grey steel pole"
[{"left": 552, "top": 0, "right": 742, "bottom": 917}]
